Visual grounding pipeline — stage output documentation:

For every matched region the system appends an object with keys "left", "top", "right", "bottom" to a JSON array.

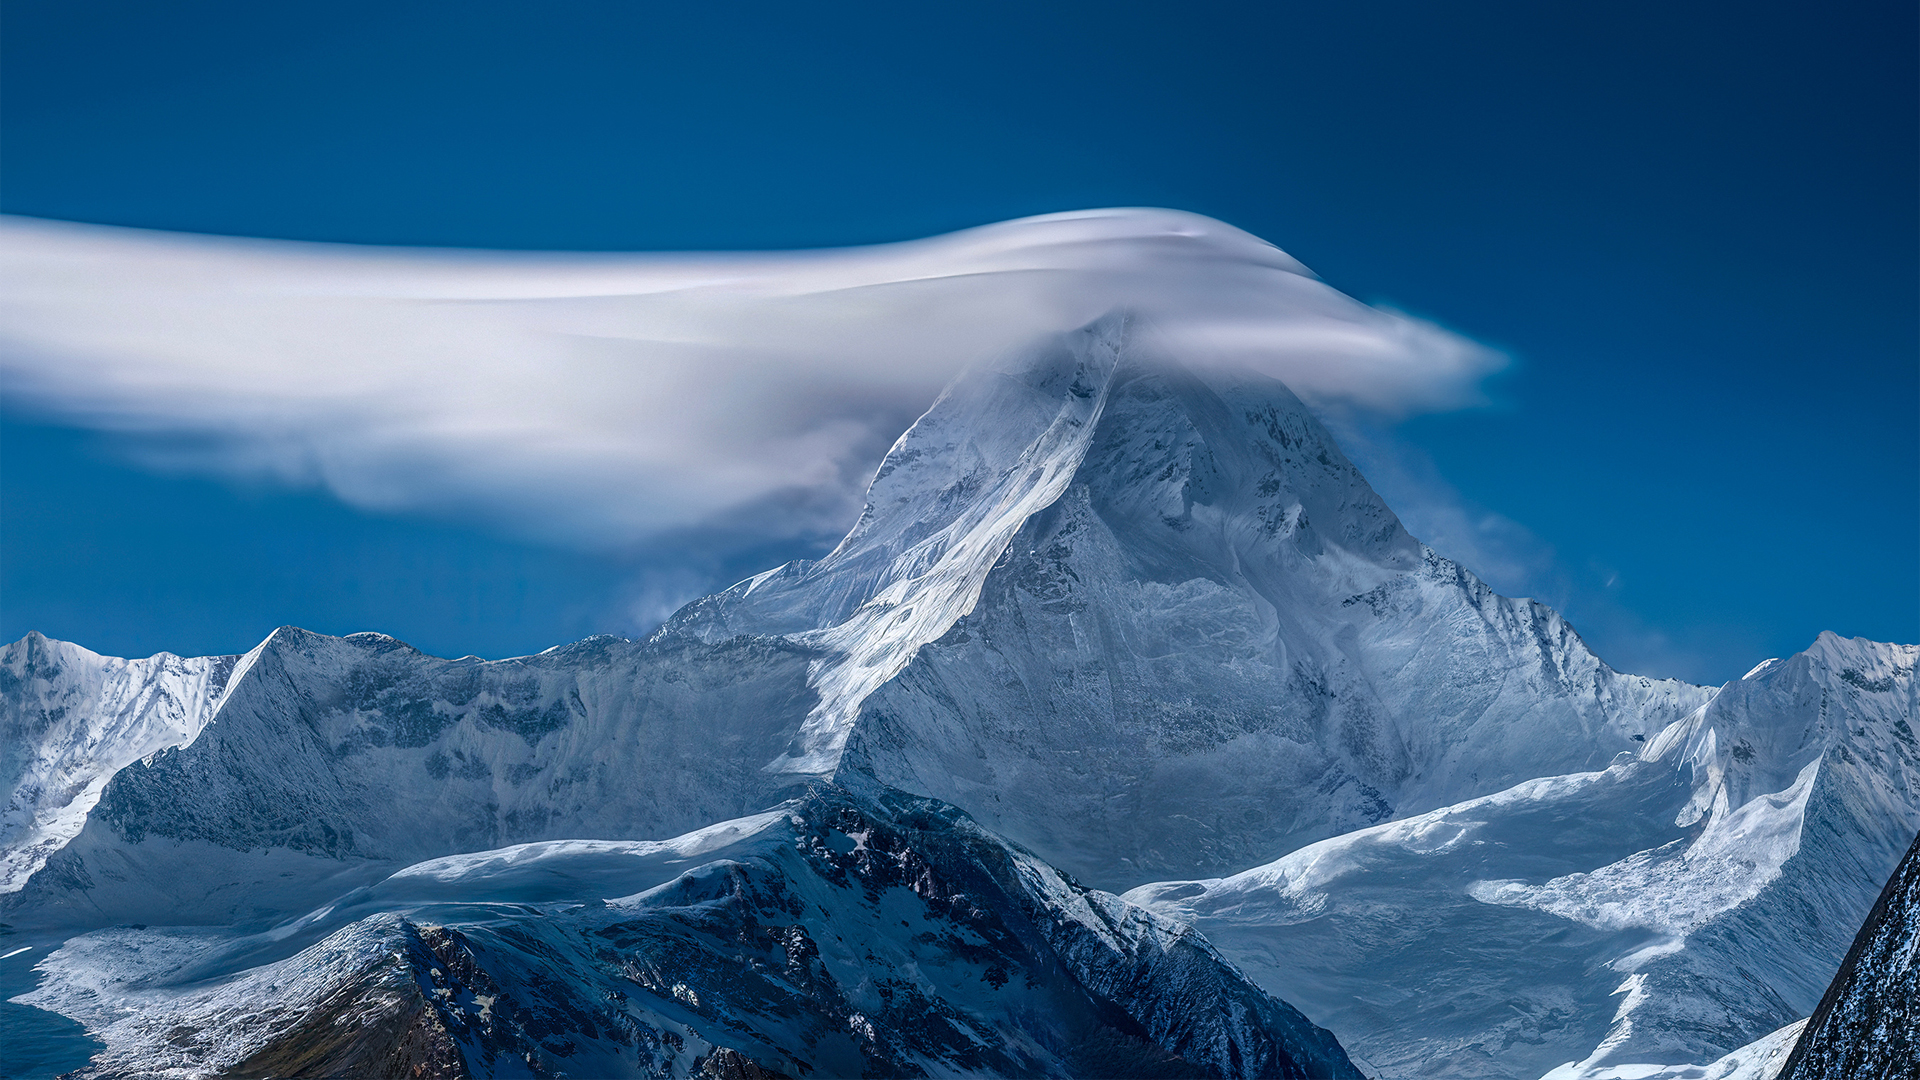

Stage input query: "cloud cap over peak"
[{"left": 0, "top": 208, "right": 1503, "bottom": 549}]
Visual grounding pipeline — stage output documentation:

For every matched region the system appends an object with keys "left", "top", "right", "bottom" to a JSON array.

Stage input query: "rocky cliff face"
[{"left": 1779, "top": 824, "right": 1920, "bottom": 1080}]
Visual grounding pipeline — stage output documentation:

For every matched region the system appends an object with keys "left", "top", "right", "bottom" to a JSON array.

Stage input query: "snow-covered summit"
[
  {"left": 757, "top": 320, "right": 1707, "bottom": 882},
  {"left": 672, "top": 316, "right": 1130, "bottom": 777}
]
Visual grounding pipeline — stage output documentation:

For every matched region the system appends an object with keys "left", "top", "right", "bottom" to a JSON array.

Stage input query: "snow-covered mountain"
[
  {"left": 1126, "top": 633, "right": 1918, "bottom": 1079},
  {"left": 5, "top": 320, "right": 1703, "bottom": 929},
  {"left": 1, "top": 635, "right": 239, "bottom": 894},
  {"left": 676, "top": 316, "right": 1707, "bottom": 884},
  {"left": 19, "top": 783, "right": 1363, "bottom": 1080},
  {"left": 3, "top": 627, "right": 828, "bottom": 929},
  {"left": 4, "top": 315, "right": 1914, "bottom": 1079}
]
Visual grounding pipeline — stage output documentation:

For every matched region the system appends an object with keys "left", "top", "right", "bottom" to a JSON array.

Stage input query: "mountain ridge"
[
  {"left": 1125, "top": 631, "right": 1917, "bottom": 1078},
  {"left": 19, "top": 782, "right": 1367, "bottom": 1080}
]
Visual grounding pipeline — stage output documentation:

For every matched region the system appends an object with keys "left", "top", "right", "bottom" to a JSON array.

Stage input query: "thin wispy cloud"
[
  {"left": 1327, "top": 415, "right": 1732, "bottom": 682},
  {"left": 0, "top": 208, "right": 1504, "bottom": 550}
]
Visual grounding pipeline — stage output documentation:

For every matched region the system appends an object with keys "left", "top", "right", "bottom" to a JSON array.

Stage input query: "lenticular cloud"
[{"left": 0, "top": 208, "right": 1502, "bottom": 548}]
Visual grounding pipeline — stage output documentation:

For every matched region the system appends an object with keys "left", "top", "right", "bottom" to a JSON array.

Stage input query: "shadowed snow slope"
[
  {"left": 2, "top": 628, "right": 825, "bottom": 929},
  {"left": 18, "top": 784, "right": 1363, "bottom": 1080},
  {"left": 1, "top": 634, "right": 243, "bottom": 893},
  {"left": 1126, "top": 634, "right": 1919, "bottom": 1080}
]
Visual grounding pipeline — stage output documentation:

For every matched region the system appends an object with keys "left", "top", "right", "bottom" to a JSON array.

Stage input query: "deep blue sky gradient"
[{"left": 2, "top": 0, "right": 1914, "bottom": 681}]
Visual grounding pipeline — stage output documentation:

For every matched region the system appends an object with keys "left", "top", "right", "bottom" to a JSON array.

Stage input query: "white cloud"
[{"left": 0, "top": 208, "right": 1504, "bottom": 549}]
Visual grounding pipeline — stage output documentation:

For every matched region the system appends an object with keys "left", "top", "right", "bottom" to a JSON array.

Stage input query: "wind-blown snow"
[{"left": 771, "top": 320, "right": 1124, "bottom": 775}]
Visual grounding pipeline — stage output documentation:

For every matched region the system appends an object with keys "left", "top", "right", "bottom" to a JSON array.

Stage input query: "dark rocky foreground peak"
[
  {"left": 26, "top": 783, "right": 1365, "bottom": 1080},
  {"left": 1779, "top": 825, "right": 1920, "bottom": 1080}
]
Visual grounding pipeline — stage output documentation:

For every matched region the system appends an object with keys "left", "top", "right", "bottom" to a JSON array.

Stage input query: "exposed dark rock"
[
  {"left": 696, "top": 1047, "right": 791, "bottom": 1080},
  {"left": 40, "top": 785, "right": 1364, "bottom": 1080},
  {"left": 1779, "top": 827, "right": 1920, "bottom": 1080}
]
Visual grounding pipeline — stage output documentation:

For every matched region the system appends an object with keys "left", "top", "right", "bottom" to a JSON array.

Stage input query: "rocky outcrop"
[
  {"left": 22, "top": 784, "right": 1364, "bottom": 1080},
  {"left": 1779, "top": 826, "right": 1920, "bottom": 1080}
]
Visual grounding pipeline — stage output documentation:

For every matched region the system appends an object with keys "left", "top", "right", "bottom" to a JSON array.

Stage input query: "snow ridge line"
[{"left": 766, "top": 320, "right": 1127, "bottom": 777}]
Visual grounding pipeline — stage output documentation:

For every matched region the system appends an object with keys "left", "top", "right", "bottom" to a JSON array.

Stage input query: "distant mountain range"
[{"left": 6, "top": 319, "right": 1914, "bottom": 1079}]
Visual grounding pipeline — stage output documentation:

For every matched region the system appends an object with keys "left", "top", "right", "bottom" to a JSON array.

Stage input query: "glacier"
[{"left": 4, "top": 313, "right": 1915, "bottom": 1079}]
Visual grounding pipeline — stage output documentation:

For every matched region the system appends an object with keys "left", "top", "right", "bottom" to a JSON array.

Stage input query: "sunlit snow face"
[{"left": 0, "top": 207, "right": 1501, "bottom": 549}]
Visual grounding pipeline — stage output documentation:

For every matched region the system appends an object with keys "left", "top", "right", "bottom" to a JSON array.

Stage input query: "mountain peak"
[{"left": 669, "top": 314, "right": 1438, "bottom": 791}]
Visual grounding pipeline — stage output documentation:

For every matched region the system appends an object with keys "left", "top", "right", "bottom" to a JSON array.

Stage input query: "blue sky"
[{"left": 1, "top": 0, "right": 1914, "bottom": 683}]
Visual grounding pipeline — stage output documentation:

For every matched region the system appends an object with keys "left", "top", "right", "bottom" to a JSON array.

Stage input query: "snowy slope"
[
  {"left": 828, "top": 347, "right": 1705, "bottom": 884},
  {"left": 1125, "top": 634, "right": 1919, "bottom": 1079},
  {"left": 1, "top": 633, "right": 243, "bottom": 894},
  {"left": 20, "top": 784, "right": 1363, "bottom": 1080},
  {"left": 1545, "top": 1020, "right": 1804, "bottom": 1080},
  {"left": 677, "top": 317, "right": 1127, "bottom": 779}
]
